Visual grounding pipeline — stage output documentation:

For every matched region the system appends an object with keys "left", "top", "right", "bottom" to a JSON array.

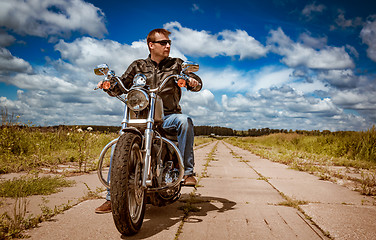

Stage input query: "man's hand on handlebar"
[
  {"left": 188, "top": 78, "right": 199, "bottom": 88},
  {"left": 177, "top": 77, "right": 199, "bottom": 88},
  {"left": 97, "top": 81, "right": 104, "bottom": 89}
]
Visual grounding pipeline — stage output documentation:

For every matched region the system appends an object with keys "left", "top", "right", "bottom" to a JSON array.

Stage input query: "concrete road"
[{"left": 23, "top": 140, "right": 376, "bottom": 239}]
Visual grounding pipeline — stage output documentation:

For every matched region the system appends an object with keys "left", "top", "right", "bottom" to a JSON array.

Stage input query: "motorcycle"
[{"left": 94, "top": 61, "right": 199, "bottom": 235}]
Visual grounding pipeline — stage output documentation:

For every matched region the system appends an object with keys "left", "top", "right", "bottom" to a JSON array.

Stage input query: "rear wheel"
[{"left": 110, "top": 132, "right": 146, "bottom": 236}]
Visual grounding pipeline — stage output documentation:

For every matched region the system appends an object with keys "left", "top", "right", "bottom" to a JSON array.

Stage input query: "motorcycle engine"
[{"left": 147, "top": 143, "right": 181, "bottom": 206}]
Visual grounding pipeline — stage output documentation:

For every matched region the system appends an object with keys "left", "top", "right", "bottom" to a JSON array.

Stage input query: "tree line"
[
  {"left": 193, "top": 126, "right": 350, "bottom": 137},
  {"left": 193, "top": 126, "right": 286, "bottom": 136}
]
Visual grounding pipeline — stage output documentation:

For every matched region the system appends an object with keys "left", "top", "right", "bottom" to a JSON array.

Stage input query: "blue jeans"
[
  {"left": 106, "top": 113, "right": 195, "bottom": 201},
  {"left": 162, "top": 113, "right": 195, "bottom": 176}
]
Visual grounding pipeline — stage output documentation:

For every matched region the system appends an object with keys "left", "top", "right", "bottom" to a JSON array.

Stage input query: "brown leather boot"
[
  {"left": 183, "top": 175, "right": 197, "bottom": 186},
  {"left": 95, "top": 200, "right": 111, "bottom": 214}
]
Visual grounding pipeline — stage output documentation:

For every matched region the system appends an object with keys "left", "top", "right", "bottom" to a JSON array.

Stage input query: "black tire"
[{"left": 110, "top": 132, "right": 146, "bottom": 236}]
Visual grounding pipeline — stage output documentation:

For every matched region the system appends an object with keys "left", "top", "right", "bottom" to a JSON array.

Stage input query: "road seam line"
[{"left": 174, "top": 141, "right": 219, "bottom": 240}]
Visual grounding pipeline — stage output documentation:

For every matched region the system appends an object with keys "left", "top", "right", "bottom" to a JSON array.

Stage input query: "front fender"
[{"left": 121, "top": 126, "right": 143, "bottom": 137}]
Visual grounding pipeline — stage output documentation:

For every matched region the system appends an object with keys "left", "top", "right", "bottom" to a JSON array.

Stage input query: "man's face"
[{"left": 149, "top": 33, "right": 171, "bottom": 60}]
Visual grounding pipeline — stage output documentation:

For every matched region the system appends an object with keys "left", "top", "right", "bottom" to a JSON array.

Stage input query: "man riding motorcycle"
[{"left": 95, "top": 28, "right": 202, "bottom": 213}]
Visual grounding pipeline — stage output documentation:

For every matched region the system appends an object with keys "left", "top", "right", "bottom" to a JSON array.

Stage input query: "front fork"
[{"left": 142, "top": 92, "right": 157, "bottom": 188}]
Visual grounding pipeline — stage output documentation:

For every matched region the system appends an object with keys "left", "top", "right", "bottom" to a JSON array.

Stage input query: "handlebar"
[
  {"left": 150, "top": 74, "right": 183, "bottom": 93},
  {"left": 151, "top": 73, "right": 201, "bottom": 93},
  {"left": 95, "top": 71, "right": 200, "bottom": 95}
]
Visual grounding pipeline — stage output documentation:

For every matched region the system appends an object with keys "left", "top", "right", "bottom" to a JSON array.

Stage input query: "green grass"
[
  {"left": 0, "top": 197, "right": 73, "bottom": 239},
  {"left": 194, "top": 136, "right": 215, "bottom": 147},
  {"left": 0, "top": 177, "right": 105, "bottom": 239},
  {"left": 225, "top": 126, "right": 376, "bottom": 168},
  {"left": 0, "top": 175, "right": 75, "bottom": 198},
  {"left": 277, "top": 194, "right": 309, "bottom": 208},
  {"left": 225, "top": 126, "right": 376, "bottom": 196},
  {"left": 0, "top": 125, "right": 117, "bottom": 174},
  {"left": 0, "top": 125, "right": 213, "bottom": 175}
]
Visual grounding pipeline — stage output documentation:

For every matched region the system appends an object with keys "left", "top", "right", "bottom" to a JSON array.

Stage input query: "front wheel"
[{"left": 110, "top": 132, "right": 146, "bottom": 236}]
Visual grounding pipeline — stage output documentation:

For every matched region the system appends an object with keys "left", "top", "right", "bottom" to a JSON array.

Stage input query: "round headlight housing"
[{"left": 126, "top": 89, "right": 149, "bottom": 111}]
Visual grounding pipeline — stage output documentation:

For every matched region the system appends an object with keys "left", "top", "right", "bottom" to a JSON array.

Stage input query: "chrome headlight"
[{"left": 126, "top": 89, "right": 149, "bottom": 111}]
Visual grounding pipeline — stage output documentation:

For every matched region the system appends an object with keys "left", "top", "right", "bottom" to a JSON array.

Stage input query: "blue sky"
[{"left": 1, "top": 0, "right": 376, "bottom": 131}]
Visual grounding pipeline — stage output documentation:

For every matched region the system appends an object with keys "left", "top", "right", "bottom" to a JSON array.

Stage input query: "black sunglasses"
[{"left": 152, "top": 40, "right": 171, "bottom": 46}]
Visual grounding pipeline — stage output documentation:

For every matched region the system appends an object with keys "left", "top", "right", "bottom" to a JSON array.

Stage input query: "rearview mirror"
[
  {"left": 182, "top": 61, "right": 199, "bottom": 73},
  {"left": 94, "top": 64, "right": 109, "bottom": 76}
]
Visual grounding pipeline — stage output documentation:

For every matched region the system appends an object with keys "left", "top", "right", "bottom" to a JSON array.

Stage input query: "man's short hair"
[{"left": 147, "top": 29, "right": 171, "bottom": 45}]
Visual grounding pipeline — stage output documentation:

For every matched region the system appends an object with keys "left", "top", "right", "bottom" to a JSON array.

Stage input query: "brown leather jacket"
[{"left": 108, "top": 56, "right": 202, "bottom": 115}]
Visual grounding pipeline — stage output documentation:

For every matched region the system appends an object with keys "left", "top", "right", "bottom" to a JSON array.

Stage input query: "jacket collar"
[{"left": 147, "top": 55, "right": 171, "bottom": 68}]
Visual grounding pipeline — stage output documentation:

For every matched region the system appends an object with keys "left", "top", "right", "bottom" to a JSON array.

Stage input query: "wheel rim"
[{"left": 127, "top": 142, "right": 144, "bottom": 223}]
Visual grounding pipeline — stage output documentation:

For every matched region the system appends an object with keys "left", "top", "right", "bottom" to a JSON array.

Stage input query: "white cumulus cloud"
[
  {"left": 251, "top": 66, "right": 293, "bottom": 92},
  {"left": 317, "top": 69, "right": 358, "bottom": 88},
  {"left": 55, "top": 37, "right": 148, "bottom": 74},
  {"left": 360, "top": 15, "right": 376, "bottom": 62},
  {"left": 0, "top": 48, "right": 32, "bottom": 75},
  {"left": 164, "top": 22, "right": 268, "bottom": 59},
  {"left": 0, "top": 0, "right": 107, "bottom": 38},
  {"left": 267, "top": 27, "right": 354, "bottom": 69}
]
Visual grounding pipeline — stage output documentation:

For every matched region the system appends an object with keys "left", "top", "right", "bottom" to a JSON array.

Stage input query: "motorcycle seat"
[
  {"left": 157, "top": 126, "right": 178, "bottom": 142},
  {"left": 163, "top": 132, "right": 178, "bottom": 142}
]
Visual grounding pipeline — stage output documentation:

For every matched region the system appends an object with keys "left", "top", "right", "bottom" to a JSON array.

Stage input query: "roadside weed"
[{"left": 0, "top": 175, "right": 75, "bottom": 198}]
